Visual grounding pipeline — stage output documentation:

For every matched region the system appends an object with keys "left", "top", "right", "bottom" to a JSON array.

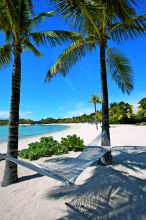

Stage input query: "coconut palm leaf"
[
  {"left": 50, "top": 0, "right": 137, "bottom": 27},
  {"left": 22, "top": 39, "right": 42, "bottom": 57},
  {"left": 27, "top": 11, "right": 55, "bottom": 30},
  {"left": 110, "top": 13, "right": 146, "bottom": 43},
  {"left": 100, "top": 0, "right": 137, "bottom": 21},
  {"left": 0, "top": 44, "right": 12, "bottom": 68},
  {"left": 0, "top": 0, "right": 17, "bottom": 32},
  {"left": 28, "top": 30, "right": 82, "bottom": 47},
  {"left": 46, "top": 37, "right": 96, "bottom": 80},
  {"left": 50, "top": 0, "right": 102, "bottom": 34},
  {"left": 0, "top": 0, "right": 32, "bottom": 35},
  {"left": 107, "top": 47, "right": 133, "bottom": 94},
  {"left": 90, "top": 94, "right": 101, "bottom": 104}
]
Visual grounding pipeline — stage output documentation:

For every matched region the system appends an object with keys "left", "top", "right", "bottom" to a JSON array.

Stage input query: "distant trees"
[
  {"left": 38, "top": 113, "right": 95, "bottom": 124},
  {"left": 137, "top": 98, "right": 146, "bottom": 117},
  {"left": 0, "top": 120, "right": 9, "bottom": 125},
  {"left": 19, "top": 119, "right": 35, "bottom": 125},
  {"left": 109, "top": 102, "right": 133, "bottom": 124},
  {"left": 0, "top": 98, "right": 146, "bottom": 126}
]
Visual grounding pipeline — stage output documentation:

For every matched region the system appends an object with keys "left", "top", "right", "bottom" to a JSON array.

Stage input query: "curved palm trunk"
[
  {"left": 1, "top": 45, "right": 21, "bottom": 187},
  {"left": 99, "top": 44, "right": 112, "bottom": 165}
]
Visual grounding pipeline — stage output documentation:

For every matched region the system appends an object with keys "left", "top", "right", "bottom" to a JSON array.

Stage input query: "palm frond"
[
  {"left": 50, "top": 0, "right": 137, "bottom": 30},
  {"left": 0, "top": 0, "right": 17, "bottom": 33},
  {"left": 0, "top": 0, "right": 33, "bottom": 36},
  {"left": 27, "top": 11, "right": 55, "bottom": 30},
  {"left": 50, "top": 0, "right": 102, "bottom": 35},
  {"left": 22, "top": 39, "right": 42, "bottom": 57},
  {"left": 0, "top": 44, "right": 12, "bottom": 69},
  {"left": 45, "top": 37, "right": 96, "bottom": 81},
  {"left": 28, "top": 30, "right": 82, "bottom": 47},
  {"left": 110, "top": 14, "right": 146, "bottom": 44},
  {"left": 107, "top": 47, "right": 133, "bottom": 94}
]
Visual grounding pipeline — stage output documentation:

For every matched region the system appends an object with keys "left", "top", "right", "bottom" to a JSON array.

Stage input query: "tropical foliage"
[
  {"left": 109, "top": 102, "right": 133, "bottom": 124},
  {"left": 1, "top": 98, "right": 146, "bottom": 125},
  {"left": 137, "top": 98, "right": 146, "bottom": 117},
  {"left": 61, "top": 134, "right": 84, "bottom": 151},
  {"left": 46, "top": 0, "right": 146, "bottom": 146},
  {"left": 19, "top": 135, "right": 84, "bottom": 160}
]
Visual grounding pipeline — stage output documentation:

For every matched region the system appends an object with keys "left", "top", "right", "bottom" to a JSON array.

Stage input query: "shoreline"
[
  {"left": 0, "top": 124, "right": 70, "bottom": 145},
  {"left": 1, "top": 123, "right": 146, "bottom": 154},
  {"left": 0, "top": 123, "right": 99, "bottom": 154}
]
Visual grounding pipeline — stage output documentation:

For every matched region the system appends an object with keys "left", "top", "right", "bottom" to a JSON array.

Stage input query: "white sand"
[{"left": 0, "top": 123, "right": 146, "bottom": 220}]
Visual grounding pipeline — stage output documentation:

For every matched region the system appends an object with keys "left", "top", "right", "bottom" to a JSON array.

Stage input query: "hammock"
[{"left": 0, "top": 133, "right": 110, "bottom": 185}]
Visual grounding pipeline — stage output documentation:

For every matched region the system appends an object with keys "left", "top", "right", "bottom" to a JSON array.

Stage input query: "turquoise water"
[{"left": 0, "top": 125, "right": 69, "bottom": 143}]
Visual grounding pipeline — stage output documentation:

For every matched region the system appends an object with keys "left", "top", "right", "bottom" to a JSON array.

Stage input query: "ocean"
[{"left": 0, "top": 124, "right": 69, "bottom": 143}]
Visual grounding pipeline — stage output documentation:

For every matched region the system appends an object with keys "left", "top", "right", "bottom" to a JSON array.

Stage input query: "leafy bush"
[
  {"left": 19, "top": 135, "right": 84, "bottom": 160},
  {"left": 61, "top": 134, "right": 84, "bottom": 151}
]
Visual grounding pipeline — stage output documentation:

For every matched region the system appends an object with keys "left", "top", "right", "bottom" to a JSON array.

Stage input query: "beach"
[{"left": 0, "top": 123, "right": 146, "bottom": 220}]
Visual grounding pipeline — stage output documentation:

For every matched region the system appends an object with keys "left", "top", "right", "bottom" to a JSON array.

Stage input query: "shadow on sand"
[
  {"left": 45, "top": 150, "right": 146, "bottom": 220},
  {"left": 17, "top": 173, "right": 43, "bottom": 183}
]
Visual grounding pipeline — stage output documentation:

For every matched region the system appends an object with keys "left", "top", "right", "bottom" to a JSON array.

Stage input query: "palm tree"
[
  {"left": 90, "top": 94, "right": 101, "bottom": 129},
  {"left": 46, "top": 0, "right": 146, "bottom": 147},
  {"left": 0, "top": 0, "right": 80, "bottom": 187}
]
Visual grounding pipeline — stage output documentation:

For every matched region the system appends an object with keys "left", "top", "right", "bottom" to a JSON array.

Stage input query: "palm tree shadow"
[
  {"left": 45, "top": 149, "right": 146, "bottom": 220},
  {"left": 45, "top": 166, "right": 100, "bottom": 200},
  {"left": 57, "top": 167, "right": 146, "bottom": 220},
  {"left": 17, "top": 173, "right": 43, "bottom": 183},
  {"left": 113, "top": 151, "right": 146, "bottom": 173}
]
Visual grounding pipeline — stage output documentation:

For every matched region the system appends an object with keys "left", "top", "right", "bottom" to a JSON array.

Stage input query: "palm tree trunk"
[
  {"left": 94, "top": 104, "right": 98, "bottom": 129},
  {"left": 100, "top": 44, "right": 110, "bottom": 146},
  {"left": 1, "top": 45, "right": 21, "bottom": 187},
  {"left": 99, "top": 44, "right": 112, "bottom": 165},
  {"left": 94, "top": 103, "right": 97, "bottom": 114}
]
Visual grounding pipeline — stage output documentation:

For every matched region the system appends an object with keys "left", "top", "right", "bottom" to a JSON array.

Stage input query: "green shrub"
[
  {"left": 19, "top": 149, "right": 29, "bottom": 159},
  {"left": 19, "top": 135, "right": 84, "bottom": 160},
  {"left": 49, "top": 144, "right": 68, "bottom": 155},
  {"left": 61, "top": 134, "right": 84, "bottom": 151}
]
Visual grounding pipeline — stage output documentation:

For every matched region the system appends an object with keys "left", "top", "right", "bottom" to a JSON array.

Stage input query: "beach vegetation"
[
  {"left": 61, "top": 134, "right": 84, "bottom": 151},
  {"left": 19, "top": 135, "right": 84, "bottom": 160}
]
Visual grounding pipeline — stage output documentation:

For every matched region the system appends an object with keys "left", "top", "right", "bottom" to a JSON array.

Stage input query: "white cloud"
[
  {"left": 66, "top": 102, "right": 94, "bottom": 117},
  {"left": 20, "top": 111, "right": 34, "bottom": 119},
  {"left": 0, "top": 111, "right": 34, "bottom": 119},
  {"left": 0, "top": 111, "right": 9, "bottom": 119}
]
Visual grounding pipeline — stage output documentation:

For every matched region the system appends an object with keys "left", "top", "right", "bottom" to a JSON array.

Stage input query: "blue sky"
[{"left": 0, "top": 1, "right": 146, "bottom": 120}]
